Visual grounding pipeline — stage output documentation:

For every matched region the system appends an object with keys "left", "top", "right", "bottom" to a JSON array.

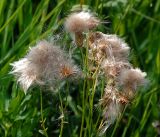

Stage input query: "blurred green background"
[{"left": 0, "top": 0, "right": 160, "bottom": 136}]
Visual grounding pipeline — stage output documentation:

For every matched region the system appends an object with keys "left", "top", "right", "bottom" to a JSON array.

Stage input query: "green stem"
[
  {"left": 64, "top": 81, "right": 69, "bottom": 110},
  {"left": 111, "top": 106, "right": 127, "bottom": 137},
  {"left": 58, "top": 92, "right": 64, "bottom": 137},
  {"left": 80, "top": 79, "right": 86, "bottom": 137},
  {"left": 40, "top": 89, "right": 48, "bottom": 137}
]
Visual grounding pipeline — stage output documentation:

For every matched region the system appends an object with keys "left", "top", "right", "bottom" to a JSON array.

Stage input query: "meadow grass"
[{"left": 0, "top": 0, "right": 160, "bottom": 137}]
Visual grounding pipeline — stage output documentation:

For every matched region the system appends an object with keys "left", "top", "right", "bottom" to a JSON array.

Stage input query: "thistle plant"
[
  {"left": 64, "top": 9, "right": 147, "bottom": 135},
  {"left": 10, "top": 6, "right": 147, "bottom": 136},
  {"left": 88, "top": 30, "right": 146, "bottom": 135}
]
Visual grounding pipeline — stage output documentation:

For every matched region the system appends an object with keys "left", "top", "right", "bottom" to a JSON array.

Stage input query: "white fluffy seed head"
[
  {"left": 103, "top": 34, "right": 130, "bottom": 62},
  {"left": 10, "top": 58, "right": 39, "bottom": 92},
  {"left": 101, "top": 59, "right": 131, "bottom": 78},
  {"left": 104, "top": 100, "right": 121, "bottom": 123},
  {"left": 118, "top": 68, "right": 147, "bottom": 91},
  {"left": 64, "top": 11, "right": 99, "bottom": 33},
  {"left": 11, "top": 40, "right": 82, "bottom": 93},
  {"left": 27, "top": 40, "right": 64, "bottom": 79},
  {"left": 88, "top": 32, "right": 130, "bottom": 63},
  {"left": 99, "top": 85, "right": 125, "bottom": 135},
  {"left": 99, "top": 99, "right": 122, "bottom": 135}
]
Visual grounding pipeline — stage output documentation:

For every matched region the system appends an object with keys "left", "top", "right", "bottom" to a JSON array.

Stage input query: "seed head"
[
  {"left": 99, "top": 85, "right": 127, "bottom": 134},
  {"left": 118, "top": 68, "right": 147, "bottom": 91},
  {"left": 101, "top": 59, "right": 131, "bottom": 78},
  {"left": 11, "top": 40, "right": 81, "bottom": 93},
  {"left": 59, "top": 61, "right": 82, "bottom": 80},
  {"left": 64, "top": 11, "right": 99, "bottom": 33},
  {"left": 103, "top": 34, "right": 130, "bottom": 61},
  {"left": 88, "top": 32, "right": 130, "bottom": 63},
  {"left": 11, "top": 58, "right": 40, "bottom": 92}
]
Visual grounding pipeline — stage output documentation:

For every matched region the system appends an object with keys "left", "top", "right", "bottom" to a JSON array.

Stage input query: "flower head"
[
  {"left": 88, "top": 32, "right": 130, "bottom": 62},
  {"left": 103, "top": 34, "right": 130, "bottom": 61},
  {"left": 64, "top": 11, "right": 99, "bottom": 33},
  {"left": 118, "top": 68, "right": 147, "bottom": 91},
  {"left": 101, "top": 59, "right": 131, "bottom": 78},
  {"left": 64, "top": 11, "right": 100, "bottom": 47},
  {"left": 11, "top": 40, "right": 81, "bottom": 93}
]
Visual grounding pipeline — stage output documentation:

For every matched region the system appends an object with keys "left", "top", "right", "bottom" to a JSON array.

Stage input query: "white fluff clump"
[
  {"left": 99, "top": 85, "right": 125, "bottom": 134},
  {"left": 103, "top": 34, "right": 130, "bottom": 62},
  {"left": 11, "top": 58, "right": 39, "bottom": 91},
  {"left": 87, "top": 31, "right": 147, "bottom": 134},
  {"left": 119, "top": 68, "right": 147, "bottom": 91},
  {"left": 88, "top": 32, "right": 130, "bottom": 63},
  {"left": 101, "top": 59, "right": 131, "bottom": 78},
  {"left": 64, "top": 11, "right": 99, "bottom": 33},
  {"left": 11, "top": 40, "right": 81, "bottom": 93},
  {"left": 64, "top": 11, "right": 100, "bottom": 47}
]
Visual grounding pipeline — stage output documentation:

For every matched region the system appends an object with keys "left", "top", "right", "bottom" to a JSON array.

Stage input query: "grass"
[{"left": 0, "top": 0, "right": 160, "bottom": 136}]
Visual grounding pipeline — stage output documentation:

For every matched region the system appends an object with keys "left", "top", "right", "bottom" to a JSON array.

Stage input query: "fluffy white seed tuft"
[
  {"left": 11, "top": 40, "right": 81, "bottom": 93},
  {"left": 10, "top": 58, "right": 40, "bottom": 92},
  {"left": 118, "top": 68, "right": 147, "bottom": 91},
  {"left": 64, "top": 11, "right": 99, "bottom": 33}
]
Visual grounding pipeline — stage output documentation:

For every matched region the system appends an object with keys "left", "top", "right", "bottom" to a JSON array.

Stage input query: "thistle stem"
[{"left": 40, "top": 89, "right": 48, "bottom": 137}]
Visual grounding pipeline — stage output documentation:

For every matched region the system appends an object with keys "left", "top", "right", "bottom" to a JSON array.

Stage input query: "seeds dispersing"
[
  {"left": 64, "top": 11, "right": 99, "bottom": 46},
  {"left": 87, "top": 31, "right": 147, "bottom": 133},
  {"left": 10, "top": 8, "right": 148, "bottom": 135},
  {"left": 64, "top": 11, "right": 99, "bottom": 33},
  {"left": 11, "top": 40, "right": 81, "bottom": 93}
]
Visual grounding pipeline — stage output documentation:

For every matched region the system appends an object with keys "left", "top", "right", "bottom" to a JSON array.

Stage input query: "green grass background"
[{"left": 0, "top": 0, "right": 160, "bottom": 136}]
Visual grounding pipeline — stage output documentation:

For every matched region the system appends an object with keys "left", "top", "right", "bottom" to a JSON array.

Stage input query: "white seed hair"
[
  {"left": 11, "top": 40, "right": 81, "bottom": 93},
  {"left": 118, "top": 68, "right": 147, "bottom": 91},
  {"left": 64, "top": 11, "right": 99, "bottom": 33}
]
